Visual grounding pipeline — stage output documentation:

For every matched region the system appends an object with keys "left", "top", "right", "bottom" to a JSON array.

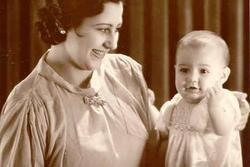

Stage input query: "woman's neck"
[{"left": 45, "top": 45, "right": 92, "bottom": 88}]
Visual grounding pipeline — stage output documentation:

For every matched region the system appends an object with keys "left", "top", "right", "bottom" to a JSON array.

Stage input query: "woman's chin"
[{"left": 85, "top": 62, "right": 102, "bottom": 71}]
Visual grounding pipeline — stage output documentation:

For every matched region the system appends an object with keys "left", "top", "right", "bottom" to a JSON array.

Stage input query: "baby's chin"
[
  {"left": 184, "top": 98, "right": 202, "bottom": 104},
  {"left": 181, "top": 94, "right": 205, "bottom": 104}
]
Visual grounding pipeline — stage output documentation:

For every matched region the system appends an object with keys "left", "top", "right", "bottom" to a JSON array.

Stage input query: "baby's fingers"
[{"left": 206, "top": 85, "right": 222, "bottom": 98}]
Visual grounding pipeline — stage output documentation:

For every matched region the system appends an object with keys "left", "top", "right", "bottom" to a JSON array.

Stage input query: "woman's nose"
[{"left": 103, "top": 33, "right": 118, "bottom": 50}]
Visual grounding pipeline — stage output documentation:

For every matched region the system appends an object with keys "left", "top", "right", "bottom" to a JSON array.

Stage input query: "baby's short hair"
[{"left": 176, "top": 30, "right": 230, "bottom": 66}]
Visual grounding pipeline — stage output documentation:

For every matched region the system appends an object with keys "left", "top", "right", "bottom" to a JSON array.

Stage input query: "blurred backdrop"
[{"left": 0, "top": 0, "right": 249, "bottom": 166}]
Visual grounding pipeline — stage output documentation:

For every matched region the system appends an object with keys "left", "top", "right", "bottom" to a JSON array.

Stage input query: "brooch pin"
[{"left": 83, "top": 95, "right": 106, "bottom": 106}]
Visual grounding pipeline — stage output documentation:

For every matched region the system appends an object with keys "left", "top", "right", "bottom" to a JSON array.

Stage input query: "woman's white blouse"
[{"left": 0, "top": 52, "right": 158, "bottom": 167}]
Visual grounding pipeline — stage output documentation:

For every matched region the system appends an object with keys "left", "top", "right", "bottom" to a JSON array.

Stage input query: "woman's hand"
[{"left": 232, "top": 91, "right": 250, "bottom": 130}]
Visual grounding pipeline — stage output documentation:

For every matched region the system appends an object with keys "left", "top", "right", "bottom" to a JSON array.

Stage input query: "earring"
[
  {"left": 59, "top": 27, "right": 66, "bottom": 34},
  {"left": 55, "top": 22, "right": 66, "bottom": 34}
]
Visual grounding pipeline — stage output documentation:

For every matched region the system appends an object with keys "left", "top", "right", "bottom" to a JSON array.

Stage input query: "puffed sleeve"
[
  {"left": 147, "top": 88, "right": 160, "bottom": 126},
  {"left": 156, "top": 93, "right": 182, "bottom": 137},
  {"left": 0, "top": 92, "right": 48, "bottom": 167},
  {"left": 105, "top": 54, "right": 160, "bottom": 131}
]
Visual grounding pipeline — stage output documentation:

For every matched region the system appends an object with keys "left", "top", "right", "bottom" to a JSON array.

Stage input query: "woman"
[
  {"left": 0, "top": 0, "right": 248, "bottom": 167},
  {"left": 0, "top": 0, "right": 157, "bottom": 166}
]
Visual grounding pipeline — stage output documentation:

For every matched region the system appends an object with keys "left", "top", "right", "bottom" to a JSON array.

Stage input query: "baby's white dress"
[{"left": 156, "top": 91, "right": 242, "bottom": 167}]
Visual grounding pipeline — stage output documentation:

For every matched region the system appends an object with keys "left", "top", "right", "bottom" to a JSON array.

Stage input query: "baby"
[{"left": 156, "top": 30, "right": 243, "bottom": 167}]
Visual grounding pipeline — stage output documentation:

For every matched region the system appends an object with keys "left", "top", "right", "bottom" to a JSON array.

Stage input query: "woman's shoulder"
[
  {"left": 1, "top": 76, "right": 49, "bottom": 133},
  {"left": 2, "top": 69, "right": 54, "bottom": 114},
  {"left": 0, "top": 73, "right": 54, "bottom": 165}
]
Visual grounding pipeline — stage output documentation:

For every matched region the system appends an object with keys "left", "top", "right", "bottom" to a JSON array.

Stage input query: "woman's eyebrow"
[
  {"left": 92, "top": 23, "right": 123, "bottom": 27},
  {"left": 93, "top": 23, "right": 112, "bottom": 27}
]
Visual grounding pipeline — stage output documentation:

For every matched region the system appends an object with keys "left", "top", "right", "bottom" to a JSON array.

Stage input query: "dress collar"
[{"left": 36, "top": 50, "right": 101, "bottom": 97}]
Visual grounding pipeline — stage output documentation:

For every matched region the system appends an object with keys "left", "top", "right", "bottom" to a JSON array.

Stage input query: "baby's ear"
[{"left": 220, "top": 67, "right": 230, "bottom": 84}]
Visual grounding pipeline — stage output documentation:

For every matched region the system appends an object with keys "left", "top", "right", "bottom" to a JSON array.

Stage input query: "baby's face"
[{"left": 175, "top": 45, "right": 226, "bottom": 103}]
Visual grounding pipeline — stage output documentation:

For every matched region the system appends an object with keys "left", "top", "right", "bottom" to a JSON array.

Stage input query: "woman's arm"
[{"left": 0, "top": 94, "right": 47, "bottom": 167}]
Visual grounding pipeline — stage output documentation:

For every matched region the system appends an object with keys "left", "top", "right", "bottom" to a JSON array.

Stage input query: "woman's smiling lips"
[{"left": 91, "top": 49, "right": 107, "bottom": 59}]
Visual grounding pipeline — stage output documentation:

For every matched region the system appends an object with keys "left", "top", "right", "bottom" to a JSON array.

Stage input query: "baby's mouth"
[{"left": 185, "top": 86, "right": 200, "bottom": 92}]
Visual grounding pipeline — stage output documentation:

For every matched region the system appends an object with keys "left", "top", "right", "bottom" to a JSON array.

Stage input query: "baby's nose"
[{"left": 189, "top": 71, "right": 199, "bottom": 82}]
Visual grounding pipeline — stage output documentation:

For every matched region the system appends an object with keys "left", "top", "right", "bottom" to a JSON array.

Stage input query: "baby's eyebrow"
[
  {"left": 199, "top": 64, "right": 211, "bottom": 67},
  {"left": 177, "top": 64, "right": 189, "bottom": 66}
]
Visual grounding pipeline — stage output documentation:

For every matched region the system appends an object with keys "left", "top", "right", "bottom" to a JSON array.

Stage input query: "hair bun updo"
[
  {"left": 36, "top": 4, "right": 66, "bottom": 45},
  {"left": 36, "top": 0, "right": 125, "bottom": 45}
]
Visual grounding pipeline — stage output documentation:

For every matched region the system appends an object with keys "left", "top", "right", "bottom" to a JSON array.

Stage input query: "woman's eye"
[
  {"left": 98, "top": 28, "right": 111, "bottom": 33},
  {"left": 97, "top": 27, "right": 121, "bottom": 34}
]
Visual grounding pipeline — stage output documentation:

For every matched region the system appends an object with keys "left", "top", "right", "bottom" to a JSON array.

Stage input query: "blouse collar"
[{"left": 36, "top": 50, "right": 101, "bottom": 97}]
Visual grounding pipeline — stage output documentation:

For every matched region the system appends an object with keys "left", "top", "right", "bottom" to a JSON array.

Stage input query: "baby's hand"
[{"left": 206, "top": 83, "right": 224, "bottom": 109}]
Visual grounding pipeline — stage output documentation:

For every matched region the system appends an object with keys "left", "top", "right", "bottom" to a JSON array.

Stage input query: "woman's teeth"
[{"left": 92, "top": 49, "right": 106, "bottom": 58}]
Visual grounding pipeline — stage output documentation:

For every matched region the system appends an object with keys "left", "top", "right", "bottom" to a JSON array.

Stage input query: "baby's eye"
[
  {"left": 200, "top": 69, "right": 209, "bottom": 74},
  {"left": 179, "top": 68, "right": 189, "bottom": 73}
]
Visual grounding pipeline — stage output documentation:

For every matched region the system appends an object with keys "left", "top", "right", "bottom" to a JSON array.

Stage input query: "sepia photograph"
[{"left": 0, "top": 0, "right": 249, "bottom": 166}]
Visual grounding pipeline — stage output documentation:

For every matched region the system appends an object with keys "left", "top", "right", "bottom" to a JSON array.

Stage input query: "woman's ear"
[{"left": 220, "top": 67, "right": 231, "bottom": 84}]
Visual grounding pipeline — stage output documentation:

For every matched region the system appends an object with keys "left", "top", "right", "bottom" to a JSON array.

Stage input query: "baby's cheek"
[
  {"left": 201, "top": 78, "right": 216, "bottom": 90},
  {"left": 200, "top": 80, "right": 214, "bottom": 92}
]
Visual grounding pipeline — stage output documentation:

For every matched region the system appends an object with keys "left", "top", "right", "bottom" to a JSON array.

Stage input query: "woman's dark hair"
[{"left": 36, "top": 0, "right": 124, "bottom": 45}]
